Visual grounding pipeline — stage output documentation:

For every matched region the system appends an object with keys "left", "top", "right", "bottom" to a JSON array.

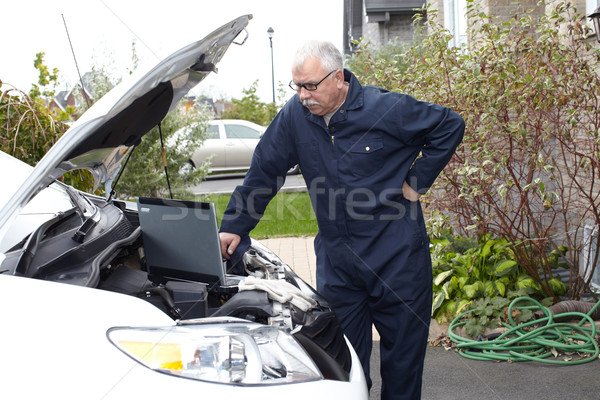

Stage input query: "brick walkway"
[{"left": 257, "top": 236, "right": 317, "bottom": 287}]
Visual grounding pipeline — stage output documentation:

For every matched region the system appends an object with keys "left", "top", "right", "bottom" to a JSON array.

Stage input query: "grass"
[{"left": 196, "top": 191, "right": 318, "bottom": 239}]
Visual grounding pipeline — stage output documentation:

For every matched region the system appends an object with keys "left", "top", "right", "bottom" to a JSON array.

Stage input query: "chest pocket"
[{"left": 348, "top": 136, "right": 384, "bottom": 177}]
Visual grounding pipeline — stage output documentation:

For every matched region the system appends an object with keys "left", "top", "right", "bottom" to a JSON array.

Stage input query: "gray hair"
[{"left": 292, "top": 40, "right": 343, "bottom": 72}]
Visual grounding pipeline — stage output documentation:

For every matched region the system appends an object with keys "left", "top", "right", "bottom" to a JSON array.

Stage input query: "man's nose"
[{"left": 299, "top": 87, "right": 311, "bottom": 101}]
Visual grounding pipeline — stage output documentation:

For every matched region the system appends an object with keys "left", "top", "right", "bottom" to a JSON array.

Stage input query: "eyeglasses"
[{"left": 289, "top": 70, "right": 337, "bottom": 92}]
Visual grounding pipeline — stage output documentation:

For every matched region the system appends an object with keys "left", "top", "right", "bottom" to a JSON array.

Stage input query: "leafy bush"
[
  {"left": 431, "top": 233, "right": 563, "bottom": 335},
  {"left": 1, "top": 83, "right": 65, "bottom": 164},
  {"left": 221, "top": 80, "right": 280, "bottom": 126},
  {"left": 460, "top": 296, "right": 539, "bottom": 339},
  {"left": 349, "top": 3, "right": 600, "bottom": 299}
]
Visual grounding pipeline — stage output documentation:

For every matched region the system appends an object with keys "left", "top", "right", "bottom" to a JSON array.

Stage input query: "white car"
[
  {"left": 0, "top": 15, "right": 367, "bottom": 399},
  {"left": 192, "top": 119, "right": 264, "bottom": 172},
  {"left": 188, "top": 119, "right": 300, "bottom": 175}
]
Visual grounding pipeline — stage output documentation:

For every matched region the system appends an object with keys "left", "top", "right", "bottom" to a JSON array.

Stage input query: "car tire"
[{"left": 178, "top": 160, "right": 195, "bottom": 180}]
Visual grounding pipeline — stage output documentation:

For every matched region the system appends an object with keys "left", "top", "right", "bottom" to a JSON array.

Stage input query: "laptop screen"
[{"left": 137, "top": 197, "right": 226, "bottom": 285}]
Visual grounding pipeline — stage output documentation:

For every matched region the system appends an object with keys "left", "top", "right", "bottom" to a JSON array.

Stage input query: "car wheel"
[
  {"left": 287, "top": 164, "right": 300, "bottom": 175},
  {"left": 177, "top": 160, "right": 195, "bottom": 179}
]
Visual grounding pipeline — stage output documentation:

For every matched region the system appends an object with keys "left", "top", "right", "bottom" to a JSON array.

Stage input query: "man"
[{"left": 219, "top": 41, "right": 464, "bottom": 399}]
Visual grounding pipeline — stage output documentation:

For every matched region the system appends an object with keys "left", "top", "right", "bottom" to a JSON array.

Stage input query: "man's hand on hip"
[
  {"left": 219, "top": 232, "right": 241, "bottom": 260},
  {"left": 403, "top": 181, "right": 421, "bottom": 202}
]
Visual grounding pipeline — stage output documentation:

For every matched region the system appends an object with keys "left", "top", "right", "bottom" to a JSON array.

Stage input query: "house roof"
[
  {"left": 51, "top": 71, "right": 96, "bottom": 112},
  {"left": 52, "top": 90, "right": 70, "bottom": 112}
]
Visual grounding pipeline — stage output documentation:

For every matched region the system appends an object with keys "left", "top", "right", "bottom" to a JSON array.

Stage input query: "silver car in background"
[
  {"left": 189, "top": 119, "right": 300, "bottom": 175},
  {"left": 191, "top": 119, "right": 263, "bottom": 172}
]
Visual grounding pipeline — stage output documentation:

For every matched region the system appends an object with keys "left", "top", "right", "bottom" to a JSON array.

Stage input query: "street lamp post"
[
  {"left": 589, "top": 6, "right": 600, "bottom": 42},
  {"left": 267, "top": 27, "right": 275, "bottom": 103}
]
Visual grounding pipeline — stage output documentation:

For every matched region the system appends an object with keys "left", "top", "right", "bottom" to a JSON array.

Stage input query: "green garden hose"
[{"left": 448, "top": 296, "right": 600, "bottom": 364}]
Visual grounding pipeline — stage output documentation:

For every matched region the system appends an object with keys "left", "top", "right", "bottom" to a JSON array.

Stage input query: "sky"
[{"left": 2, "top": 0, "right": 344, "bottom": 103}]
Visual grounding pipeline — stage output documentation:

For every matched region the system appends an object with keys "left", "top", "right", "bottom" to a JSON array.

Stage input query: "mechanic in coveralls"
[{"left": 219, "top": 40, "right": 464, "bottom": 399}]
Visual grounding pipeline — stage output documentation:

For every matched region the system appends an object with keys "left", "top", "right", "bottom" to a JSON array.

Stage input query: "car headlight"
[{"left": 107, "top": 319, "right": 323, "bottom": 385}]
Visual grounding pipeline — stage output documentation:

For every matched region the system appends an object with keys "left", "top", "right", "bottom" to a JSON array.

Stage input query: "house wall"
[
  {"left": 362, "top": 13, "right": 421, "bottom": 47},
  {"left": 353, "top": 0, "right": 594, "bottom": 49},
  {"left": 484, "top": 0, "right": 544, "bottom": 22},
  {"left": 356, "top": 0, "right": 547, "bottom": 49}
]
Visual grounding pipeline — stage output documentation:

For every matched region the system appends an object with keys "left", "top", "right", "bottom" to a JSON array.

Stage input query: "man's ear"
[{"left": 335, "top": 69, "right": 344, "bottom": 87}]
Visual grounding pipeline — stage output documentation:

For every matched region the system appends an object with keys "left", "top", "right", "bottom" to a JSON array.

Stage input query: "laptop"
[{"left": 137, "top": 197, "right": 234, "bottom": 287}]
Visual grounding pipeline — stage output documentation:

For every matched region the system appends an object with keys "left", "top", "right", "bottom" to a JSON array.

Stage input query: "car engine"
[{"left": 1, "top": 195, "right": 351, "bottom": 381}]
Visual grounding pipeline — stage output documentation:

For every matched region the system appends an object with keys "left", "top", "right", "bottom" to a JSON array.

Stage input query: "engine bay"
[{"left": 1, "top": 195, "right": 351, "bottom": 381}]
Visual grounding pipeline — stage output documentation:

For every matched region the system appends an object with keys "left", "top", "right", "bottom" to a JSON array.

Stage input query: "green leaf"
[
  {"left": 480, "top": 239, "right": 494, "bottom": 259},
  {"left": 514, "top": 308, "right": 534, "bottom": 323},
  {"left": 442, "top": 280, "right": 453, "bottom": 300},
  {"left": 497, "top": 277, "right": 511, "bottom": 286},
  {"left": 515, "top": 275, "right": 540, "bottom": 294},
  {"left": 433, "top": 270, "right": 453, "bottom": 286},
  {"left": 432, "top": 292, "right": 445, "bottom": 316},
  {"left": 484, "top": 281, "right": 496, "bottom": 297},
  {"left": 445, "top": 252, "right": 457, "bottom": 260},
  {"left": 465, "top": 318, "right": 486, "bottom": 338},
  {"left": 457, "top": 276, "right": 469, "bottom": 289},
  {"left": 431, "top": 238, "right": 450, "bottom": 247},
  {"left": 463, "top": 281, "right": 484, "bottom": 299},
  {"left": 540, "top": 297, "right": 554, "bottom": 307},
  {"left": 492, "top": 259, "right": 518, "bottom": 277},
  {"left": 548, "top": 278, "right": 567, "bottom": 296},
  {"left": 490, "top": 297, "right": 510, "bottom": 310},
  {"left": 442, "top": 300, "right": 457, "bottom": 315},
  {"left": 495, "top": 280, "right": 506, "bottom": 297},
  {"left": 453, "top": 265, "right": 470, "bottom": 277},
  {"left": 455, "top": 298, "right": 472, "bottom": 315},
  {"left": 479, "top": 315, "right": 489, "bottom": 327}
]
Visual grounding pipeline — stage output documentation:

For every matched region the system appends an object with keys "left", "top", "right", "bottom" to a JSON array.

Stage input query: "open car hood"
[{"left": 0, "top": 15, "right": 251, "bottom": 236}]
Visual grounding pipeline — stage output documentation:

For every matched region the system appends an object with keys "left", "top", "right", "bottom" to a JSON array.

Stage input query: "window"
[
  {"left": 224, "top": 124, "right": 262, "bottom": 139},
  {"left": 207, "top": 124, "right": 220, "bottom": 139},
  {"left": 444, "top": 0, "right": 467, "bottom": 48}
]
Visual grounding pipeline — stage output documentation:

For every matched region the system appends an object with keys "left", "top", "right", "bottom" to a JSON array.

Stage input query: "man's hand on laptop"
[{"left": 219, "top": 232, "right": 241, "bottom": 260}]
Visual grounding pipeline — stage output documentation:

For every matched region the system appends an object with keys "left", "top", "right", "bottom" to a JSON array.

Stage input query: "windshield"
[{"left": 0, "top": 182, "right": 75, "bottom": 252}]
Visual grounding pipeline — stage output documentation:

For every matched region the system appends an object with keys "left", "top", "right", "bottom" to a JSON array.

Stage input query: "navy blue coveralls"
[{"left": 220, "top": 70, "right": 465, "bottom": 399}]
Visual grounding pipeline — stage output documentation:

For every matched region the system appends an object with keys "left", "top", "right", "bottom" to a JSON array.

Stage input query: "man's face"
[{"left": 291, "top": 57, "right": 344, "bottom": 116}]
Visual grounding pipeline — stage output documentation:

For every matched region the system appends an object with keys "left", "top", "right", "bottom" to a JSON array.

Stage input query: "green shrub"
[
  {"left": 349, "top": 3, "right": 600, "bottom": 300},
  {"left": 431, "top": 232, "right": 563, "bottom": 335}
]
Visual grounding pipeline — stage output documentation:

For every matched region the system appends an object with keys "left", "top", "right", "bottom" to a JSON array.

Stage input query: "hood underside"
[{"left": 0, "top": 14, "right": 251, "bottom": 237}]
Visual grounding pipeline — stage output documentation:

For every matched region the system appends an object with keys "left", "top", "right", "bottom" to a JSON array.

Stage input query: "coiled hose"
[{"left": 448, "top": 297, "right": 600, "bottom": 365}]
